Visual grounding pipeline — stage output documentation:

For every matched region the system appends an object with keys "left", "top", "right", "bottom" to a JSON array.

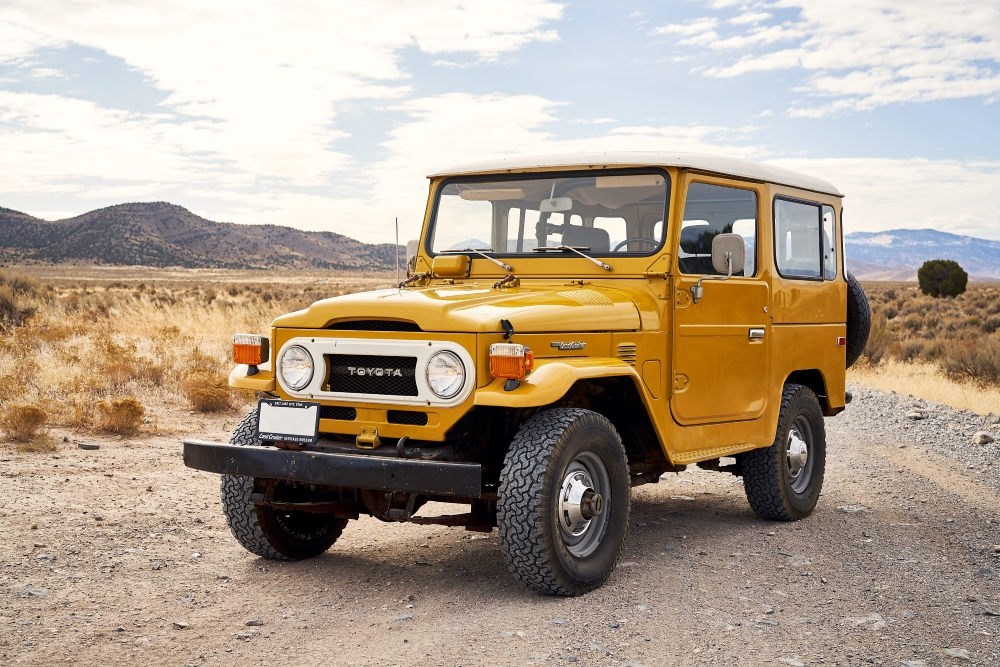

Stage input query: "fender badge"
[{"left": 551, "top": 341, "right": 586, "bottom": 350}]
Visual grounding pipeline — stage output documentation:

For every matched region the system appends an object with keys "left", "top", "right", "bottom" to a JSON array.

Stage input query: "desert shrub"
[
  {"left": 186, "top": 346, "right": 224, "bottom": 372},
  {"left": 863, "top": 312, "right": 894, "bottom": 365},
  {"left": 95, "top": 396, "right": 145, "bottom": 434},
  {"left": 1, "top": 403, "right": 47, "bottom": 441},
  {"left": 918, "top": 259, "right": 967, "bottom": 298},
  {"left": 889, "top": 339, "right": 926, "bottom": 362},
  {"left": 181, "top": 369, "right": 240, "bottom": 412},
  {"left": 901, "top": 313, "right": 923, "bottom": 332},
  {"left": 0, "top": 269, "right": 39, "bottom": 295},
  {"left": 95, "top": 337, "right": 164, "bottom": 386},
  {"left": 0, "top": 285, "right": 36, "bottom": 330},
  {"left": 882, "top": 305, "right": 899, "bottom": 320},
  {"left": 941, "top": 337, "right": 1000, "bottom": 385},
  {"left": 0, "top": 374, "right": 20, "bottom": 401}
]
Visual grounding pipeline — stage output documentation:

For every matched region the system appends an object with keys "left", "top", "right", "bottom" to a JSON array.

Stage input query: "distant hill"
[
  {"left": 0, "top": 202, "right": 400, "bottom": 270},
  {"left": 845, "top": 229, "right": 1000, "bottom": 282}
]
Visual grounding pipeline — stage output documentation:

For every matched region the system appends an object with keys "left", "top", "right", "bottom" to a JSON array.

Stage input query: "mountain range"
[
  {"left": 844, "top": 229, "right": 1000, "bottom": 281},
  {"left": 0, "top": 202, "right": 399, "bottom": 270},
  {"left": 0, "top": 204, "right": 995, "bottom": 280}
]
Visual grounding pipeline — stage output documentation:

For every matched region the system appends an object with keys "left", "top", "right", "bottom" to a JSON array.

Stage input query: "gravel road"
[{"left": 2, "top": 383, "right": 1000, "bottom": 666}]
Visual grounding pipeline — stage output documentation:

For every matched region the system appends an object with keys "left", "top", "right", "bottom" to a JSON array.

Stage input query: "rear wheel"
[
  {"left": 497, "top": 408, "right": 630, "bottom": 596},
  {"left": 220, "top": 411, "right": 348, "bottom": 560},
  {"left": 743, "top": 384, "right": 826, "bottom": 521}
]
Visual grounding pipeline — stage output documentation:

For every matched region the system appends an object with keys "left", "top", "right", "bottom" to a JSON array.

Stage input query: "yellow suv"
[{"left": 184, "top": 152, "right": 871, "bottom": 596}]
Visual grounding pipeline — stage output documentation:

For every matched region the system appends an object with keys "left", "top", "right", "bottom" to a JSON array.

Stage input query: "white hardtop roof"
[{"left": 429, "top": 151, "right": 841, "bottom": 197}]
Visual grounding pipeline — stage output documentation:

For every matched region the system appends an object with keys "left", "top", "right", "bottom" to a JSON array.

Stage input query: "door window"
[
  {"left": 678, "top": 182, "right": 757, "bottom": 276},
  {"left": 774, "top": 198, "right": 822, "bottom": 279}
]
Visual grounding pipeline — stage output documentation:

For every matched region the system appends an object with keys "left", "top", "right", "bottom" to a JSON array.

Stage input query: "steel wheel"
[
  {"left": 557, "top": 452, "right": 611, "bottom": 558},
  {"left": 785, "top": 416, "right": 815, "bottom": 494}
]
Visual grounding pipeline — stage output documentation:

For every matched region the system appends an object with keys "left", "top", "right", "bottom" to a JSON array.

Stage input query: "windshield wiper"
[
  {"left": 442, "top": 248, "right": 513, "bottom": 272},
  {"left": 533, "top": 245, "right": 612, "bottom": 272}
]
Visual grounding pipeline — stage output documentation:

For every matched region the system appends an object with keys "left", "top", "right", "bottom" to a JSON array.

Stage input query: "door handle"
[{"left": 748, "top": 328, "right": 765, "bottom": 341}]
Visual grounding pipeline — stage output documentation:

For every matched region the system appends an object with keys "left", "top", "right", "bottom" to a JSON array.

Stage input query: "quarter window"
[
  {"left": 822, "top": 205, "right": 837, "bottom": 280},
  {"left": 678, "top": 182, "right": 757, "bottom": 276},
  {"left": 774, "top": 198, "right": 822, "bottom": 279}
]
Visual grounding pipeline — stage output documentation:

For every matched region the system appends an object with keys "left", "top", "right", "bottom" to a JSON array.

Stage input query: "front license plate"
[{"left": 256, "top": 399, "right": 320, "bottom": 445}]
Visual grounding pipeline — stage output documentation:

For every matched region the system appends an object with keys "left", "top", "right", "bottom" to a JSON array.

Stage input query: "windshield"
[{"left": 428, "top": 171, "right": 669, "bottom": 256}]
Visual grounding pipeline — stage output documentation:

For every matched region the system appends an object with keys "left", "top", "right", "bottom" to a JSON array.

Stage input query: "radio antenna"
[{"left": 395, "top": 217, "right": 400, "bottom": 290}]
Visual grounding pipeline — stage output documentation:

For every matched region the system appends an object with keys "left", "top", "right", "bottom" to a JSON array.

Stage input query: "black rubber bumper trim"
[{"left": 183, "top": 440, "right": 481, "bottom": 497}]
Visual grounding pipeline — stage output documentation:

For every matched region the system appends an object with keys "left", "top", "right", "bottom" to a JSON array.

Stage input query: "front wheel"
[
  {"left": 497, "top": 408, "right": 630, "bottom": 596},
  {"left": 743, "top": 383, "right": 826, "bottom": 521},
  {"left": 220, "top": 411, "right": 348, "bottom": 560}
]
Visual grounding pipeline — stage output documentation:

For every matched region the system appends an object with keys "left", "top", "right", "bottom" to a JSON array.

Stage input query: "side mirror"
[
  {"left": 405, "top": 239, "right": 419, "bottom": 275},
  {"left": 711, "top": 233, "right": 746, "bottom": 276},
  {"left": 691, "top": 233, "right": 747, "bottom": 304}
]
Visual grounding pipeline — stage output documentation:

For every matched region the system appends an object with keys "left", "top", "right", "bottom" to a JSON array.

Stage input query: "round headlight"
[
  {"left": 426, "top": 351, "right": 465, "bottom": 399},
  {"left": 279, "top": 345, "right": 314, "bottom": 391}
]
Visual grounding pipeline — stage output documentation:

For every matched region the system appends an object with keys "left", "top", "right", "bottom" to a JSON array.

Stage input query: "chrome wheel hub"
[
  {"left": 559, "top": 469, "right": 603, "bottom": 536},
  {"left": 786, "top": 428, "right": 809, "bottom": 478}
]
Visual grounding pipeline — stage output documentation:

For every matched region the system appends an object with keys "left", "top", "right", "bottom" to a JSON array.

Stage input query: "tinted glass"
[
  {"left": 430, "top": 173, "right": 668, "bottom": 256},
  {"left": 774, "top": 198, "right": 821, "bottom": 278},
  {"left": 678, "top": 182, "right": 757, "bottom": 276}
]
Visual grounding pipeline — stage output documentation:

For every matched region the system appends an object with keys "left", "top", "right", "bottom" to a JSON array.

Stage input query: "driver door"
[{"left": 670, "top": 179, "right": 770, "bottom": 426}]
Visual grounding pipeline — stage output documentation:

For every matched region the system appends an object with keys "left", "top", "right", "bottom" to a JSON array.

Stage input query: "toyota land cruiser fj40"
[{"left": 183, "top": 152, "right": 872, "bottom": 596}]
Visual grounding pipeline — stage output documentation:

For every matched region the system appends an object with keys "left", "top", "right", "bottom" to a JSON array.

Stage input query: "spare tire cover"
[{"left": 845, "top": 271, "right": 871, "bottom": 369}]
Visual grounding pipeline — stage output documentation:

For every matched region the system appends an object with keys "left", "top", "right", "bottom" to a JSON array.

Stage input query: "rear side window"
[
  {"left": 774, "top": 198, "right": 822, "bottom": 279},
  {"left": 678, "top": 182, "right": 757, "bottom": 276},
  {"left": 822, "top": 205, "right": 837, "bottom": 280}
]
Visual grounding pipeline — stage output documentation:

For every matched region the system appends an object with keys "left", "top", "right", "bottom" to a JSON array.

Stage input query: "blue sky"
[{"left": 0, "top": 0, "right": 998, "bottom": 242}]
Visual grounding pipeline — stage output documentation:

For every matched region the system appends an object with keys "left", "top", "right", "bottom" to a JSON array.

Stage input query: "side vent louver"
[{"left": 617, "top": 343, "right": 637, "bottom": 367}]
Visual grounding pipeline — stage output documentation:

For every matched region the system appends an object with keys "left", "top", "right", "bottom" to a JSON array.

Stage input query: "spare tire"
[{"left": 845, "top": 271, "right": 871, "bottom": 369}]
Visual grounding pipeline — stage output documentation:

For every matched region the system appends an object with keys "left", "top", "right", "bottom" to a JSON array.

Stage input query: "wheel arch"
[
  {"left": 546, "top": 376, "right": 671, "bottom": 478},
  {"left": 784, "top": 368, "right": 840, "bottom": 416}
]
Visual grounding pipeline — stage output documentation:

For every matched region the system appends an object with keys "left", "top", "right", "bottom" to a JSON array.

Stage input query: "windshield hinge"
[{"left": 493, "top": 274, "right": 520, "bottom": 289}]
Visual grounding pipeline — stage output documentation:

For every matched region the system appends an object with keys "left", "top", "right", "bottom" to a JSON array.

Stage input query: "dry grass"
[
  {"left": 181, "top": 368, "right": 249, "bottom": 412},
  {"left": 851, "top": 282, "right": 1000, "bottom": 414},
  {"left": 0, "top": 267, "right": 389, "bottom": 439},
  {"left": 1, "top": 402, "right": 47, "bottom": 440},
  {"left": 95, "top": 396, "right": 146, "bottom": 434},
  {"left": 848, "top": 359, "right": 1000, "bottom": 416}
]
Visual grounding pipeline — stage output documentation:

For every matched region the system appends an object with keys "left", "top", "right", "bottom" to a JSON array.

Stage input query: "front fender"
[
  {"left": 228, "top": 362, "right": 276, "bottom": 392},
  {"left": 473, "top": 357, "right": 639, "bottom": 407}
]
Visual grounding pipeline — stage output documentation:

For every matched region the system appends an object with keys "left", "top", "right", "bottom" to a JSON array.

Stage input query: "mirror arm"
[{"left": 691, "top": 252, "right": 733, "bottom": 304}]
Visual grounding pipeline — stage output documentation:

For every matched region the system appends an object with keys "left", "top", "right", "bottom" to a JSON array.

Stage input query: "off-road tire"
[
  {"left": 743, "top": 384, "right": 826, "bottom": 521},
  {"left": 497, "top": 408, "right": 630, "bottom": 596},
  {"left": 846, "top": 271, "right": 871, "bottom": 369},
  {"left": 220, "top": 411, "right": 347, "bottom": 560}
]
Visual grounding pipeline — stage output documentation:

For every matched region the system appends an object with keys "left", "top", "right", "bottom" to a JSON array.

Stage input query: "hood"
[{"left": 273, "top": 283, "right": 641, "bottom": 333}]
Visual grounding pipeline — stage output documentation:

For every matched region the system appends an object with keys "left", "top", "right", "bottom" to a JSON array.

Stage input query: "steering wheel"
[{"left": 613, "top": 238, "right": 658, "bottom": 252}]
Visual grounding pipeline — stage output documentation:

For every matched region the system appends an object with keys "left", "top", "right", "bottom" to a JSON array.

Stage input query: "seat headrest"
[
  {"left": 561, "top": 225, "right": 610, "bottom": 253},
  {"left": 680, "top": 225, "right": 715, "bottom": 255}
]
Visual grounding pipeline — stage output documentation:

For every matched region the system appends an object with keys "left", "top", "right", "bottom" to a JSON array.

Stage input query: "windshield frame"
[{"left": 424, "top": 167, "right": 672, "bottom": 260}]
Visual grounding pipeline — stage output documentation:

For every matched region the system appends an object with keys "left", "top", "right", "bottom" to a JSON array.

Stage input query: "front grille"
[
  {"left": 320, "top": 406, "right": 357, "bottom": 421},
  {"left": 617, "top": 343, "right": 637, "bottom": 367},
  {"left": 387, "top": 410, "right": 428, "bottom": 426},
  {"left": 326, "top": 354, "right": 419, "bottom": 396},
  {"left": 329, "top": 320, "right": 422, "bottom": 332}
]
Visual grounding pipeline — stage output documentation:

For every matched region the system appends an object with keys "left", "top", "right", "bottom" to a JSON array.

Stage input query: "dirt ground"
[{"left": 3, "top": 389, "right": 1000, "bottom": 667}]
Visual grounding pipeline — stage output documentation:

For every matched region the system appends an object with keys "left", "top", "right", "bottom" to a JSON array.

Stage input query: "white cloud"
[
  {"left": 771, "top": 157, "right": 1000, "bottom": 239},
  {"left": 652, "top": 17, "right": 719, "bottom": 37},
  {"left": 0, "top": 1, "right": 565, "bottom": 236},
  {"left": 659, "top": 1, "right": 1000, "bottom": 114}
]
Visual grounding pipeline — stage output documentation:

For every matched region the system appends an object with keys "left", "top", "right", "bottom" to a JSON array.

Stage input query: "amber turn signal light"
[
  {"left": 233, "top": 334, "right": 270, "bottom": 372},
  {"left": 489, "top": 343, "right": 533, "bottom": 379}
]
